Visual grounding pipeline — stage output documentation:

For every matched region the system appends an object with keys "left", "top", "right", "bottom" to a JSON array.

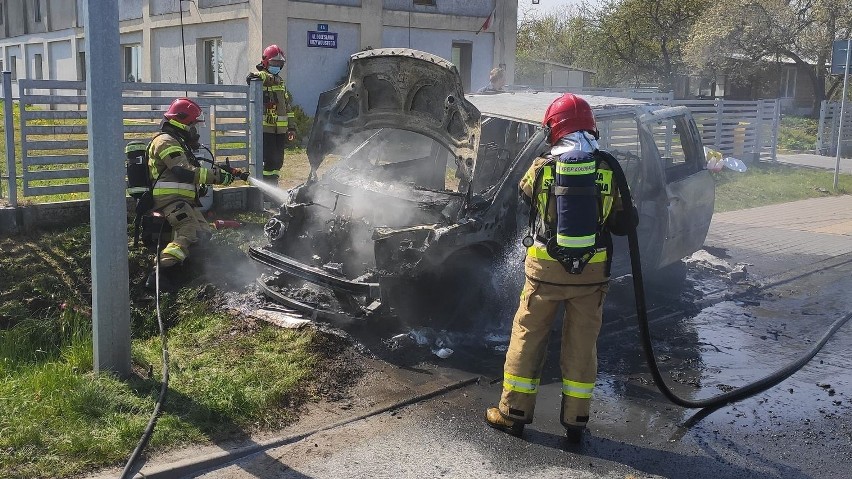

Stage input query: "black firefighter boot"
[{"left": 145, "top": 264, "right": 180, "bottom": 293}]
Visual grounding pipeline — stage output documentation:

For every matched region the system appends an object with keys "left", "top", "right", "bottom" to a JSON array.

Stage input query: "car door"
[{"left": 639, "top": 106, "right": 715, "bottom": 268}]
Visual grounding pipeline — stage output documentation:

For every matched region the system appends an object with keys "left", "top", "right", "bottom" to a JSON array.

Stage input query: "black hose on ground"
[
  {"left": 120, "top": 221, "right": 170, "bottom": 479},
  {"left": 600, "top": 150, "right": 852, "bottom": 409}
]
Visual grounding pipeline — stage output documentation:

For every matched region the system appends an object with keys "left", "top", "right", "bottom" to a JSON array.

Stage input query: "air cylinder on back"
[{"left": 554, "top": 150, "right": 598, "bottom": 257}]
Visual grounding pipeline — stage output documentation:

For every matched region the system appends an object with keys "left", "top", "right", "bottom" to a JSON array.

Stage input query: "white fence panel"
[
  {"left": 817, "top": 101, "right": 852, "bottom": 157},
  {"left": 17, "top": 79, "right": 251, "bottom": 197}
]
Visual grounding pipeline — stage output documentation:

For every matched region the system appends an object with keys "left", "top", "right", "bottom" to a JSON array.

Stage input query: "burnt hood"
[{"left": 306, "top": 48, "right": 481, "bottom": 181}]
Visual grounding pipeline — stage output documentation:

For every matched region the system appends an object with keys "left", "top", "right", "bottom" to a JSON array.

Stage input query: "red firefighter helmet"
[
  {"left": 262, "top": 44, "right": 286, "bottom": 69},
  {"left": 163, "top": 97, "right": 204, "bottom": 126},
  {"left": 542, "top": 93, "right": 597, "bottom": 144}
]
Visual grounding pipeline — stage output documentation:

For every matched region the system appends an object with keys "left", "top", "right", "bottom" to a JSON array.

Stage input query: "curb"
[{"left": 101, "top": 376, "right": 481, "bottom": 479}]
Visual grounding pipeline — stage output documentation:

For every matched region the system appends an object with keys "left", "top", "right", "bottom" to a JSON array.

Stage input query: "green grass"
[
  {"left": 713, "top": 161, "right": 852, "bottom": 213},
  {"left": 0, "top": 223, "right": 331, "bottom": 479}
]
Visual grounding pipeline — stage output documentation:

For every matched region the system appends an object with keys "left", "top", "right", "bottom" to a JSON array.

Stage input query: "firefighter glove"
[
  {"left": 219, "top": 169, "right": 234, "bottom": 186},
  {"left": 230, "top": 168, "right": 249, "bottom": 181}
]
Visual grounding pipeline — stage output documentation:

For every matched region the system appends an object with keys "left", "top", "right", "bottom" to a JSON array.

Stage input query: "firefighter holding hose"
[{"left": 485, "top": 93, "right": 638, "bottom": 443}]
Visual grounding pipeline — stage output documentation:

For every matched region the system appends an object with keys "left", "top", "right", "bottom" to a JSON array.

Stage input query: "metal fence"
[
  {"left": 2, "top": 79, "right": 781, "bottom": 205},
  {"left": 2, "top": 78, "right": 260, "bottom": 202},
  {"left": 671, "top": 99, "right": 780, "bottom": 162},
  {"left": 507, "top": 86, "right": 780, "bottom": 162},
  {"left": 817, "top": 100, "right": 852, "bottom": 157}
]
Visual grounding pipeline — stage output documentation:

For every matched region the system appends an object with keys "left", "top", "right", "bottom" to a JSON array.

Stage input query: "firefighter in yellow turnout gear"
[
  {"left": 144, "top": 98, "right": 241, "bottom": 292},
  {"left": 486, "top": 93, "right": 637, "bottom": 443},
  {"left": 246, "top": 44, "right": 296, "bottom": 187}
]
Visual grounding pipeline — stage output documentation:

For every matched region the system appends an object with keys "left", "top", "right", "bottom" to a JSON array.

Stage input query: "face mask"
[{"left": 268, "top": 66, "right": 282, "bottom": 75}]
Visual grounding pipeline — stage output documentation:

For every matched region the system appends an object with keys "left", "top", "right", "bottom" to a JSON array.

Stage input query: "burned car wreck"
[{"left": 249, "top": 48, "right": 715, "bottom": 322}]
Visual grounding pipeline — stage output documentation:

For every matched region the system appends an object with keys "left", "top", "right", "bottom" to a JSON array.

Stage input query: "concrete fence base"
[{"left": 0, "top": 186, "right": 263, "bottom": 236}]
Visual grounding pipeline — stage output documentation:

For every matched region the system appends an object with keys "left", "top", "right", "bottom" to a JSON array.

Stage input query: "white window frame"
[
  {"left": 203, "top": 37, "right": 224, "bottom": 85},
  {"left": 780, "top": 66, "right": 797, "bottom": 99},
  {"left": 33, "top": 53, "right": 42, "bottom": 79},
  {"left": 122, "top": 44, "right": 142, "bottom": 82}
]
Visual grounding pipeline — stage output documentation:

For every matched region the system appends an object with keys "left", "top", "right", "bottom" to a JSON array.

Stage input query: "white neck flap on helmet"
[{"left": 550, "top": 131, "right": 599, "bottom": 157}]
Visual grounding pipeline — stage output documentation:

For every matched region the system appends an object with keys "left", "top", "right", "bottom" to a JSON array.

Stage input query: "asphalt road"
[
  {"left": 185, "top": 257, "right": 852, "bottom": 478},
  {"left": 91, "top": 196, "right": 852, "bottom": 479}
]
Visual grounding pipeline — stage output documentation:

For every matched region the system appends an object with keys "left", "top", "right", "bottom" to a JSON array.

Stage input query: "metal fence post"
[
  {"left": 85, "top": 0, "right": 131, "bottom": 377},
  {"left": 816, "top": 100, "right": 827, "bottom": 155},
  {"left": 2, "top": 71, "right": 17, "bottom": 206},
  {"left": 715, "top": 99, "right": 724, "bottom": 152},
  {"left": 753, "top": 100, "right": 765, "bottom": 162},
  {"left": 771, "top": 100, "right": 780, "bottom": 162},
  {"left": 248, "top": 78, "right": 263, "bottom": 179}
]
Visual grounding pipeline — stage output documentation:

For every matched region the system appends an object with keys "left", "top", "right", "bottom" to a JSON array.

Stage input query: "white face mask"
[{"left": 550, "top": 131, "right": 599, "bottom": 156}]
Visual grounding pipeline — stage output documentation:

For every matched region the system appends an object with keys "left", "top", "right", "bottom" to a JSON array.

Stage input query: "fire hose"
[
  {"left": 120, "top": 212, "right": 170, "bottom": 479},
  {"left": 602, "top": 150, "right": 852, "bottom": 410}
]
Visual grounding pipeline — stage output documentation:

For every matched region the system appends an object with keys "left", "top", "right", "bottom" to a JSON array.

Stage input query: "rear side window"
[
  {"left": 597, "top": 114, "right": 642, "bottom": 186},
  {"left": 648, "top": 115, "right": 703, "bottom": 182}
]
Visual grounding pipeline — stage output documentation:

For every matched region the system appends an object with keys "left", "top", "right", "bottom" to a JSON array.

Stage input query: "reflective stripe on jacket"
[
  {"left": 256, "top": 70, "right": 295, "bottom": 134},
  {"left": 147, "top": 133, "right": 220, "bottom": 207}
]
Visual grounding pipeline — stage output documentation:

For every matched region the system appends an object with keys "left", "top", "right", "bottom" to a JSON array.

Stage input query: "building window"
[
  {"left": 10, "top": 55, "right": 16, "bottom": 80},
  {"left": 780, "top": 67, "right": 796, "bottom": 98},
  {"left": 33, "top": 0, "right": 41, "bottom": 22},
  {"left": 0, "top": 2, "right": 5, "bottom": 24},
  {"left": 203, "top": 38, "right": 223, "bottom": 85},
  {"left": 123, "top": 44, "right": 142, "bottom": 82},
  {"left": 413, "top": 0, "right": 436, "bottom": 5},
  {"left": 78, "top": 52, "right": 86, "bottom": 82},
  {"left": 33, "top": 53, "right": 42, "bottom": 79}
]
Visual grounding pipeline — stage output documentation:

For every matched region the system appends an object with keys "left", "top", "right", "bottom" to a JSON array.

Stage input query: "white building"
[{"left": 0, "top": 0, "right": 518, "bottom": 112}]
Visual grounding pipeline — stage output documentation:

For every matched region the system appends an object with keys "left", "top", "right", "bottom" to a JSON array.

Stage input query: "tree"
[
  {"left": 515, "top": 7, "right": 602, "bottom": 86},
  {"left": 684, "top": 0, "right": 852, "bottom": 116},
  {"left": 594, "top": 0, "right": 711, "bottom": 89}
]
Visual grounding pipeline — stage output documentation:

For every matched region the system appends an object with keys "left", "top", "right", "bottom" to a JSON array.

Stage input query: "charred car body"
[{"left": 249, "top": 48, "right": 715, "bottom": 321}]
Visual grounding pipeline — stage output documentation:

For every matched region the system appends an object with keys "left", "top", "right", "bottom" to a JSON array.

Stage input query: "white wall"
[
  {"left": 286, "top": 18, "right": 361, "bottom": 113},
  {"left": 151, "top": 19, "right": 248, "bottom": 86},
  {"left": 48, "top": 40, "right": 74, "bottom": 80},
  {"left": 382, "top": 26, "right": 493, "bottom": 92}
]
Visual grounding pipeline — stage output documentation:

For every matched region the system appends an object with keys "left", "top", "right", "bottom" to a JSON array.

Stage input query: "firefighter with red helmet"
[
  {"left": 246, "top": 44, "right": 296, "bottom": 188},
  {"left": 144, "top": 97, "right": 242, "bottom": 291},
  {"left": 485, "top": 93, "right": 638, "bottom": 443}
]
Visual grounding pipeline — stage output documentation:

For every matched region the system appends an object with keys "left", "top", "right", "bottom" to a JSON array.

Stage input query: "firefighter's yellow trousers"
[
  {"left": 498, "top": 277, "right": 608, "bottom": 428},
  {"left": 156, "top": 200, "right": 211, "bottom": 268}
]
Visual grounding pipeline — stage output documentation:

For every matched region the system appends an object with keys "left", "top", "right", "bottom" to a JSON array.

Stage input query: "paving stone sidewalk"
[{"left": 705, "top": 195, "right": 852, "bottom": 277}]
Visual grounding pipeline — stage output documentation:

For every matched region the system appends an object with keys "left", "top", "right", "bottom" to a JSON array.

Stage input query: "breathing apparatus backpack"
[
  {"left": 525, "top": 150, "right": 608, "bottom": 274},
  {"left": 126, "top": 135, "right": 172, "bottom": 249}
]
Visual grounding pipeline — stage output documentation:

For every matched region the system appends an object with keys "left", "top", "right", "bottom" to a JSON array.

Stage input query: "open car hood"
[{"left": 306, "top": 48, "right": 481, "bottom": 182}]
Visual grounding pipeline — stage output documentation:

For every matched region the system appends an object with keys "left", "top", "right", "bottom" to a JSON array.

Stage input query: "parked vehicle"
[{"left": 249, "top": 48, "right": 715, "bottom": 322}]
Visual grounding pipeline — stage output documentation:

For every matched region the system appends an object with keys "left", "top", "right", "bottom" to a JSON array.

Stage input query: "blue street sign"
[
  {"left": 317, "top": 23, "right": 328, "bottom": 32},
  {"left": 831, "top": 39, "right": 851, "bottom": 75},
  {"left": 308, "top": 31, "right": 338, "bottom": 49}
]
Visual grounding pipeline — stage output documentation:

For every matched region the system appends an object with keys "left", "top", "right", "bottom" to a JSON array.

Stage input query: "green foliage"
[
  {"left": 713, "top": 161, "right": 852, "bottom": 212},
  {"left": 685, "top": 0, "right": 851, "bottom": 109},
  {"left": 289, "top": 104, "right": 313, "bottom": 148},
  {"left": 516, "top": 0, "right": 710, "bottom": 89},
  {"left": 777, "top": 115, "right": 818, "bottom": 152},
  {"left": 596, "top": 0, "right": 710, "bottom": 88}
]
